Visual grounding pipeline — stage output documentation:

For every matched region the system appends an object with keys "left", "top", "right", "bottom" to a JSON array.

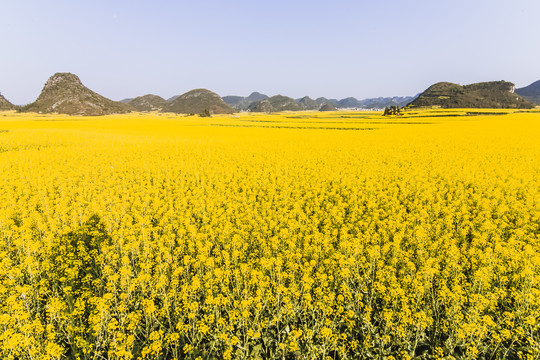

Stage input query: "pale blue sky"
[{"left": 1, "top": 0, "right": 539, "bottom": 104}]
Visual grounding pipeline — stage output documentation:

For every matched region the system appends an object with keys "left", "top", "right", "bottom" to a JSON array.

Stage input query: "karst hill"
[
  {"left": 164, "top": 89, "right": 234, "bottom": 114},
  {"left": 20, "top": 73, "right": 132, "bottom": 115},
  {"left": 128, "top": 94, "right": 168, "bottom": 112},
  {"left": 222, "top": 92, "right": 269, "bottom": 111},
  {"left": 0, "top": 93, "right": 15, "bottom": 110},
  {"left": 248, "top": 95, "right": 303, "bottom": 112},
  {"left": 408, "top": 81, "right": 535, "bottom": 109}
]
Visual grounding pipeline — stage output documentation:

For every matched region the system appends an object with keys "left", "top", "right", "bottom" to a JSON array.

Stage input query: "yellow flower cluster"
[{"left": 0, "top": 109, "right": 539, "bottom": 359}]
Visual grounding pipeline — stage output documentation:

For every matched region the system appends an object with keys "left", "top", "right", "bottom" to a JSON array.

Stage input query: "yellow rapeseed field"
[{"left": 0, "top": 109, "right": 539, "bottom": 359}]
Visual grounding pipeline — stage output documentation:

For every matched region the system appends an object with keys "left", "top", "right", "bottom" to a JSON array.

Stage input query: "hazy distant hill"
[
  {"left": 119, "top": 98, "right": 134, "bottom": 104},
  {"left": 319, "top": 103, "right": 337, "bottom": 111},
  {"left": 297, "top": 96, "right": 319, "bottom": 110},
  {"left": 408, "top": 81, "right": 535, "bottom": 109},
  {"left": 0, "top": 93, "right": 15, "bottom": 110},
  {"left": 128, "top": 94, "right": 168, "bottom": 112},
  {"left": 220, "top": 92, "right": 416, "bottom": 111},
  {"left": 164, "top": 89, "right": 234, "bottom": 114},
  {"left": 246, "top": 92, "right": 268, "bottom": 103},
  {"left": 316, "top": 97, "right": 339, "bottom": 107},
  {"left": 265, "top": 95, "right": 303, "bottom": 111},
  {"left": 248, "top": 99, "right": 274, "bottom": 112},
  {"left": 516, "top": 80, "right": 540, "bottom": 105},
  {"left": 222, "top": 95, "right": 245, "bottom": 109},
  {"left": 332, "top": 96, "right": 415, "bottom": 109},
  {"left": 223, "top": 92, "right": 269, "bottom": 110},
  {"left": 249, "top": 95, "right": 303, "bottom": 112},
  {"left": 20, "top": 73, "right": 132, "bottom": 115},
  {"left": 357, "top": 96, "right": 416, "bottom": 109},
  {"left": 337, "top": 97, "right": 363, "bottom": 108}
]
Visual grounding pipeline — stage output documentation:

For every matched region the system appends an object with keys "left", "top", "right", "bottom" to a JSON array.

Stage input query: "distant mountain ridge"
[
  {"left": 316, "top": 97, "right": 339, "bottom": 107},
  {"left": 516, "top": 80, "right": 540, "bottom": 105},
  {"left": 407, "top": 81, "right": 534, "bottom": 109},
  {"left": 328, "top": 96, "right": 415, "bottom": 109},
  {"left": 338, "top": 97, "right": 363, "bottom": 108},
  {"left": 355, "top": 96, "right": 416, "bottom": 109},
  {"left": 222, "top": 92, "right": 269, "bottom": 110},
  {"left": 5, "top": 73, "right": 539, "bottom": 115},
  {"left": 248, "top": 95, "right": 303, "bottom": 112},
  {"left": 223, "top": 93, "right": 416, "bottom": 112}
]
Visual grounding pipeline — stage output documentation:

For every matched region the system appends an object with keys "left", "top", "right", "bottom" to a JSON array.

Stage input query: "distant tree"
[
  {"left": 199, "top": 109, "right": 211, "bottom": 117},
  {"left": 383, "top": 105, "right": 401, "bottom": 116}
]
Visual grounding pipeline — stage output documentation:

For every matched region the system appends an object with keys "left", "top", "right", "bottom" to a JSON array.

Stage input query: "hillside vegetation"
[
  {"left": 0, "top": 94, "right": 15, "bottom": 110},
  {"left": 164, "top": 89, "right": 234, "bottom": 114},
  {"left": 20, "top": 73, "right": 131, "bottom": 115},
  {"left": 319, "top": 103, "right": 337, "bottom": 111},
  {"left": 297, "top": 96, "right": 320, "bottom": 110},
  {"left": 408, "top": 81, "right": 535, "bottom": 109},
  {"left": 248, "top": 95, "right": 303, "bottom": 112},
  {"left": 223, "top": 92, "right": 269, "bottom": 110},
  {"left": 128, "top": 94, "right": 168, "bottom": 112}
]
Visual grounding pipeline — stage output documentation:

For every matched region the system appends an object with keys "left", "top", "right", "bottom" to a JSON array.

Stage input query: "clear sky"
[{"left": 1, "top": 0, "right": 539, "bottom": 105}]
